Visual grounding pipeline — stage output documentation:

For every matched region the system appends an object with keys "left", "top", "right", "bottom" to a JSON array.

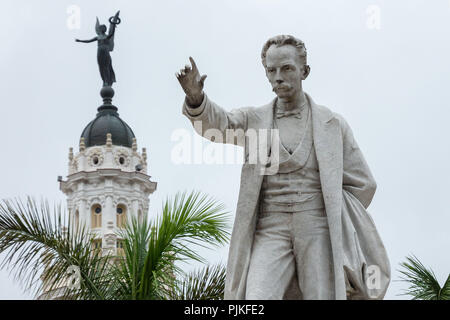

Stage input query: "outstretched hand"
[{"left": 176, "top": 57, "right": 207, "bottom": 106}]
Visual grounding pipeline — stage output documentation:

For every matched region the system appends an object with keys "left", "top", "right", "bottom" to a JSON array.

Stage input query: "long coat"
[{"left": 182, "top": 92, "right": 390, "bottom": 300}]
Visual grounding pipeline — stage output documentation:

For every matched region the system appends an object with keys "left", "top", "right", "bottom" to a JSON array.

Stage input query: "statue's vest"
[{"left": 260, "top": 103, "right": 325, "bottom": 213}]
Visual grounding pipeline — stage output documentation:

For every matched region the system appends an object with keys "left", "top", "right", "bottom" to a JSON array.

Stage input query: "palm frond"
[
  {"left": 112, "top": 190, "right": 230, "bottom": 300},
  {"left": 0, "top": 197, "right": 114, "bottom": 300},
  {"left": 398, "top": 254, "right": 449, "bottom": 300},
  {"left": 170, "top": 264, "right": 226, "bottom": 300},
  {"left": 440, "top": 274, "right": 450, "bottom": 300}
]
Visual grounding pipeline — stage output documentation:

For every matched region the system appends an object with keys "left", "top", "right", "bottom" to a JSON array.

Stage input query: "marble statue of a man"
[{"left": 176, "top": 35, "right": 390, "bottom": 300}]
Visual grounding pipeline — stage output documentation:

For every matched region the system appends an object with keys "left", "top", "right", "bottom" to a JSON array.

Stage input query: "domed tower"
[
  {"left": 37, "top": 11, "right": 157, "bottom": 300},
  {"left": 59, "top": 87, "right": 157, "bottom": 256}
]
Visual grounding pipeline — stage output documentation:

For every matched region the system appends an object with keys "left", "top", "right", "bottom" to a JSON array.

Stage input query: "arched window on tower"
[
  {"left": 116, "top": 204, "right": 127, "bottom": 228},
  {"left": 116, "top": 239, "right": 125, "bottom": 257},
  {"left": 91, "top": 204, "right": 102, "bottom": 228}
]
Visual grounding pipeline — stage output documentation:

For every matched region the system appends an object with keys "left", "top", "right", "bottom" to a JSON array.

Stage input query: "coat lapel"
[
  {"left": 308, "top": 92, "right": 346, "bottom": 299},
  {"left": 225, "top": 99, "right": 275, "bottom": 299},
  {"left": 246, "top": 98, "right": 276, "bottom": 174}
]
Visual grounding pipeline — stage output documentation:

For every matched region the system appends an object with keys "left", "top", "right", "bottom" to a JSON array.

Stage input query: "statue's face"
[
  {"left": 100, "top": 25, "right": 107, "bottom": 34},
  {"left": 265, "top": 45, "right": 308, "bottom": 100}
]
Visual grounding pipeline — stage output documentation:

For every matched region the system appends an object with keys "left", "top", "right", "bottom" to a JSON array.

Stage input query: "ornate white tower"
[{"left": 59, "top": 87, "right": 157, "bottom": 256}]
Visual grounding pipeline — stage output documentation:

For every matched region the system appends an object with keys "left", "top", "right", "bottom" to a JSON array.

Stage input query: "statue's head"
[
  {"left": 99, "top": 24, "right": 107, "bottom": 34},
  {"left": 261, "top": 35, "right": 310, "bottom": 99}
]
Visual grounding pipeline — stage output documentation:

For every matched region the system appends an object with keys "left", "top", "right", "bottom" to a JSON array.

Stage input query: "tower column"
[
  {"left": 105, "top": 195, "right": 115, "bottom": 230},
  {"left": 132, "top": 199, "right": 139, "bottom": 222},
  {"left": 103, "top": 194, "right": 116, "bottom": 254},
  {"left": 80, "top": 199, "right": 88, "bottom": 229}
]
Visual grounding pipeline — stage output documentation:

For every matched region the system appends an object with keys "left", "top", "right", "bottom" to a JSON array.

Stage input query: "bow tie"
[{"left": 276, "top": 108, "right": 302, "bottom": 119}]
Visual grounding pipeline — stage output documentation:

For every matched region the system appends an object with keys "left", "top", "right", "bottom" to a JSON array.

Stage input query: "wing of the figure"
[{"left": 95, "top": 17, "right": 101, "bottom": 36}]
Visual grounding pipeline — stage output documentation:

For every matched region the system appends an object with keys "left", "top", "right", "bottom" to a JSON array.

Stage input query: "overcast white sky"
[{"left": 0, "top": 0, "right": 449, "bottom": 299}]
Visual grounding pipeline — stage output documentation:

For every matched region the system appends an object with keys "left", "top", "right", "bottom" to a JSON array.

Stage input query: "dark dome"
[{"left": 81, "top": 106, "right": 135, "bottom": 148}]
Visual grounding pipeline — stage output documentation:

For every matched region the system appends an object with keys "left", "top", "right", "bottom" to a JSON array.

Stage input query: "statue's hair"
[{"left": 261, "top": 35, "right": 307, "bottom": 67}]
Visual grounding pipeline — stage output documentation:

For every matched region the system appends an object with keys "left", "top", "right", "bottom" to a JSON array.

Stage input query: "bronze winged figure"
[{"left": 76, "top": 11, "right": 121, "bottom": 87}]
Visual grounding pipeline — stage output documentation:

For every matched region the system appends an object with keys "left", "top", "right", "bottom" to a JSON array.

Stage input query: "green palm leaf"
[
  {"left": 398, "top": 254, "right": 450, "bottom": 300},
  {"left": 170, "top": 264, "right": 226, "bottom": 300},
  {"left": 114, "top": 190, "right": 230, "bottom": 300},
  {"left": 0, "top": 197, "right": 115, "bottom": 299}
]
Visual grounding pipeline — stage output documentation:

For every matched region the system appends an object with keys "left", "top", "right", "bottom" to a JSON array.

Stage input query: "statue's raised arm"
[{"left": 107, "top": 11, "right": 121, "bottom": 46}]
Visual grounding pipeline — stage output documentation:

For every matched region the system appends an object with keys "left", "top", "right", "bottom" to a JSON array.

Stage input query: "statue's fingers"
[
  {"left": 176, "top": 74, "right": 187, "bottom": 87},
  {"left": 184, "top": 64, "right": 191, "bottom": 72},
  {"left": 189, "top": 56, "right": 198, "bottom": 71}
]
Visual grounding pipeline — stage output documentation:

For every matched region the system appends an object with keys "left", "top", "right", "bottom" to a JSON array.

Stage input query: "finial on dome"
[
  {"left": 69, "top": 148, "right": 74, "bottom": 161},
  {"left": 79, "top": 137, "right": 86, "bottom": 151},
  {"left": 106, "top": 133, "right": 112, "bottom": 147},
  {"left": 142, "top": 148, "right": 147, "bottom": 162},
  {"left": 132, "top": 138, "right": 137, "bottom": 152},
  {"left": 98, "top": 86, "right": 118, "bottom": 112}
]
